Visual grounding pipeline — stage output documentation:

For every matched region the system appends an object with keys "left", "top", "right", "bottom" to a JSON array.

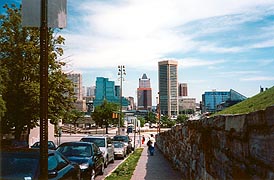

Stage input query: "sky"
[{"left": 1, "top": 0, "right": 274, "bottom": 105}]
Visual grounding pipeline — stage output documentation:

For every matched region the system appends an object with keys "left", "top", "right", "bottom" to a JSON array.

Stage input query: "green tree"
[
  {"left": 145, "top": 111, "right": 157, "bottom": 123},
  {"left": 91, "top": 100, "right": 119, "bottom": 134},
  {"left": 160, "top": 116, "right": 176, "bottom": 128},
  {"left": 0, "top": 4, "right": 75, "bottom": 140},
  {"left": 176, "top": 114, "right": 188, "bottom": 124}
]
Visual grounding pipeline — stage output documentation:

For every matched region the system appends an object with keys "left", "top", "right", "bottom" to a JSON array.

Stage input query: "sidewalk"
[{"left": 131, "top": 145, "right": 183, "bottom": 180}]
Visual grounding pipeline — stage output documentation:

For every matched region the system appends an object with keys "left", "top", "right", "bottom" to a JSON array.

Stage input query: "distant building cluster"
[{"left": 66, "top": 60, "right": 248, "bottom": 118}]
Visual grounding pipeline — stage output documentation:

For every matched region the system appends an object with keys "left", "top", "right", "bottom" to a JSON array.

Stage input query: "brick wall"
[{"left": 156, "top": 106, "right": 274, "bottom": 180}]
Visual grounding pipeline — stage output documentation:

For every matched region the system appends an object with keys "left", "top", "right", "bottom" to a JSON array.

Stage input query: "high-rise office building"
[
  {"left": 66, "top": 72, "right": 86, "bottom": 111},
  {"left": 93, "top": 77, "right": 129, "bottom": 108},
  {"left": 137, "top": 74, "right": 152, "bottom": 110},
  {"left": 178, "top": 83, "right": 188, "bottom": 96},
  {"left": 67, "top": 73, "right": 83, "bottom": 100},
  {"left": 158, "top": 60, "right": 178, "bottom": 116}
]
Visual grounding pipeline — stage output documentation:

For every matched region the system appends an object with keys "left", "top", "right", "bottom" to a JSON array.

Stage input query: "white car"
[{"left": 81, "top": 135, "right": 115, "bottom": 167}]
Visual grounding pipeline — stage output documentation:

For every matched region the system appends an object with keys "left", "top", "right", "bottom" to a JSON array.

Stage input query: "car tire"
[
  {"left": 104, "top": 157, "right": 108, "bottom": 168},
  {"left": 89, "top": 168, "right": 96, "bottom": 180},
  {"left": 110, "top": 154, "right": 115, "bottom": 163},
  {"left": 99, "top": 163, "right": 104, "bottom": 175}
]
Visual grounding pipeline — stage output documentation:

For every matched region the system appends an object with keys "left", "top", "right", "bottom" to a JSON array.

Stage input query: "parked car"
[
  {"left": 112, "top": 141, "right": 127, "bottom": 159},
  {"left": 56, "top": 141, "right": 104, "bottom": 180},
  {"left": 112, "top": 135, "right": 133, "bottom": 154},
  {"left": 0, "top": 148, "right": 81, "bottom": 180},
  {"left": 80, "top": 135, "right": 115, "bottom": 168},
  {"left": 31, "top": 141, "right": 57, "bottom": 150}
]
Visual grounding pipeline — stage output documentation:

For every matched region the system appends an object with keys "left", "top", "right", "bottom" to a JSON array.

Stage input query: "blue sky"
[{"left": 1, "top": 0, "right": 274, "bottom": 104}]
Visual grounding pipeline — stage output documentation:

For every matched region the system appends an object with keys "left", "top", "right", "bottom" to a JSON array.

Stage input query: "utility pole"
[{"left": 40, "top": 0, "right": 48, "bottom": 178}]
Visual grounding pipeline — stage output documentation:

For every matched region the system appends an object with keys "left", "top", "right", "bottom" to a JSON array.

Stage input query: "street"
[{"left": 53, "top": 127, "right": 156, "bottom": 179}]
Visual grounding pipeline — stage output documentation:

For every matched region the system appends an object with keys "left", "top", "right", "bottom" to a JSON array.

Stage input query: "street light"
[{"left": 118, "top": 65, "right": 126, "bottom": 135}]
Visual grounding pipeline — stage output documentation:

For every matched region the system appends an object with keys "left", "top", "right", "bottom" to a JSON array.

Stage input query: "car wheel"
[
  {"left": 110, "top": 154, "right": 115, "bottom": 163},
  {"left": 104, "top": 157, "right": 108, "bottom": 168},
  {"left": 90, "top": 168, "right": 96, "bottom": 180},
  {"left": 99, "top": 163, "right": 104, "bottom": 175}
]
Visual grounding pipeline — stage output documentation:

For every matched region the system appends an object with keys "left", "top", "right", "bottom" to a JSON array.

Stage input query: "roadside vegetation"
[
  {"left": 105, "top": 148, "right": 143, "bottom": 180},
  {"left": 214, "top": 86, "right": 274, "bottom": 115}
]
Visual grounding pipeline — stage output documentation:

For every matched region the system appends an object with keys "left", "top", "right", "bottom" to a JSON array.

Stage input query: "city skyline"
[{"left": 1, "top": 0, "right": 274, "bottom": 104}]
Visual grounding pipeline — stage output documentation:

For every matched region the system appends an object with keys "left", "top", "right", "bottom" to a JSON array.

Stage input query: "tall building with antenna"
[{"left": 137, "top": 73, "right": 152, "bottom": 111}]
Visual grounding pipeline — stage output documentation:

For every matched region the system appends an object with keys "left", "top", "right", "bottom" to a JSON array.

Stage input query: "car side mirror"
[{"left": 107, "top": 143, "right": 112, "bottom": 147}]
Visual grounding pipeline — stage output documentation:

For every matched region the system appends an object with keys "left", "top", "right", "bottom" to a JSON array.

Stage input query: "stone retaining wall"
[{"left": 156, "top": 106, "right": 274, "bottom": 180}]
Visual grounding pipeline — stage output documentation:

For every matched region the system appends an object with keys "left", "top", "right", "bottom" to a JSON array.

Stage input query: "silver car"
[
  {"left": 81, "top": 135, "right": 115, "bottom": 168},
  {"left": 112, "top": 141, "right": 127, "bottom": 159}
]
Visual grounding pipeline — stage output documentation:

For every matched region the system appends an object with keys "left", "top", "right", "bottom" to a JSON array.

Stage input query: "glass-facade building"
[
  {"left": 158, "top": 60, "right": 178, "bottom": 116},
  {"left": 202, "top": 89, "right": 247, "bottom": 113},
  {"left": 93, "top": 77, "right": 129, "bottom": 108}
]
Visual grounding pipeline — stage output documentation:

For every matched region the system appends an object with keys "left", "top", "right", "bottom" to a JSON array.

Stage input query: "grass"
[
  {"left": 105, "top": 148, "right": 143, "bottom": 180},
  {"left": 214, "top": 86, "right": 274, "bottom": 115}
]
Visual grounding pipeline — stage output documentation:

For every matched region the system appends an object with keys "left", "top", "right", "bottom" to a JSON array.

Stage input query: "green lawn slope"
[{"left": 214, "top": 86, "right": 274, "bottom": 115}]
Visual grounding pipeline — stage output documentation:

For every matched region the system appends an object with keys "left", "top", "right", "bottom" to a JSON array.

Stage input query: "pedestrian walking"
[
  {"left": 142, "top": 135, "right": 145, "bottom": 144},
  {"left": 147, "top": 134, "right": 155, "bottom": 156}
]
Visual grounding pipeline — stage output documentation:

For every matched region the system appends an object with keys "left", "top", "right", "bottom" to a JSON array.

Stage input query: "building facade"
[
  {"left": 158, "top": 60, "right": 178, "bottom": 117},
  {"left": 178, "top": 83, "right": 188, "bottom": 96},
  {"left": 178, "top": 97, "right": 196, "bottom": 113},
  {"left": 137, "top": 74, "right": 152, "bottom": 111},
  {"left": 66, "top": 73, "right": 83, "bottom": 100},
  {"left": 93, "top": 77, "right": 129, "bottom": 108},
  {"left": 202, "top": 89, "right": 247, "bottom": 113}
]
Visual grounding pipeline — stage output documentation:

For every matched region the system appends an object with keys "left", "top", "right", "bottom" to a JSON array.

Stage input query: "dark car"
[
  {"left": 112, "top": 135, "right": 133, "bottom": 154},
  {"left": 0, "top": 148, "right": 81, "bottom": 180},
  {"left": 56, "top": 141, "right": 104, "bottom": 180},
  {"left": 31, "top": 141, "right": 57, "bottom": 150}
]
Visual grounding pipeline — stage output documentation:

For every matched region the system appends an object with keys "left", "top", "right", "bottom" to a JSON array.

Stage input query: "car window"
[
  {"left": 48, "top": 154, "right": 58, "bottom": 171},
  {"left": 58, "top": 145, "right": 91, "bottom": 157},
  {"left": 113, "top": 142, "right": 123, "bottom": 148},
  {"left": 113, "top": 136, "right": 128, "bottom": 142},
  {"left": 92, "top": 144, "right": 99, "bottom": 155},
  {"left": 81, "top": 138, "right": 105, "bottom": 147},
  {"left": 55, "top": 152, "right": 69, "bottom": 170}
]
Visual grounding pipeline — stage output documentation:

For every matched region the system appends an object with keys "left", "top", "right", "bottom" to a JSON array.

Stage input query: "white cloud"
[
  {"left": 241, "top": 76, "right": 274, "bottom": 81},
  {"left": 62, "top": 0, "right": 274, "bottom": 70},
  {"left": 178, "top": 58, "right": 226, "bottom": 68}
]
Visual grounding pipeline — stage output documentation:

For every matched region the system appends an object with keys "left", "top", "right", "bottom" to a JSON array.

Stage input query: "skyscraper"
[
  {"left": 93, "top": 77, "right": 129, "bottom": 108},
  {"left": 137, "top": 73, "right": 152, "bottom": 110},
  {"left": 158, "top": 60, "right": 178, "bottom": 116},
  {"left": 178, "top": 83, "right": 188, "bottom": 96},
  {"left": 66, "top": 72, "right": 83, "bottom": 100}
]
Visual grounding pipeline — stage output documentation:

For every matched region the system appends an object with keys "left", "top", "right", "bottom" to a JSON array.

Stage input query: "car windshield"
[
  {"left": 113, "top": 136, "right": 128, "bottom": 142},
  {"left": 81, "top": 138, "right": 105, "bottom": 147},
  {"left": 32, "top": 141, "right": 55, "bottom": 149},
  {"left": 1, "top": 152, "right": 38, "bottom": 179},
  {"left": 113, "top": 142, "right": 124, "bottom": 148},
  {"left": 58, "top": 145, "right": 92, "bottom": 157}
]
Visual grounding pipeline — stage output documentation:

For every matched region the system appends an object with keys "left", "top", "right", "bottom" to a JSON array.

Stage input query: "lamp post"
[{"left": 118, "top": 65, "right": 126, "bottom": 135}]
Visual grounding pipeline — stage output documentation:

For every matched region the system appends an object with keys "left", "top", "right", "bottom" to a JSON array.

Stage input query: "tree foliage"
[
  {"left": 145, "top": 111, "right": 157, "bottom": 123},
  {"left": 176, "top": 114, "right": 188, "bottom": 124},
  {"left": 160, "top": 116, "right": 176, "bottom": 128},
  {"left": 91, "top": 100, "right": 119, "bottom": 133},
  {"left": 0, "top": 4, "right": 75, "bottom": 139}
]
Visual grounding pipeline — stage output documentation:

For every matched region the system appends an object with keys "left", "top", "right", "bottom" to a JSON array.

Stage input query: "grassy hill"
[{"left": 214, "top": 86, "right": 274, "bottom": 115}]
